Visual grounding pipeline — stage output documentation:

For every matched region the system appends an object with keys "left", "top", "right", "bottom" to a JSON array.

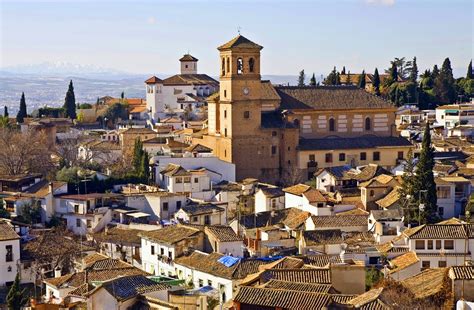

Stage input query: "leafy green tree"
[
  {"left": 420, "top": 70, "right": 434, "bottom": 89},
  {"left": 0, "top": 199, "right": 10, "bottom": 219},
  {"left": 16, "top": 92, "right": 27, "bottom": 123},
  {"left": 432, "top": 64, "right": 440, "bottom": 80},
  {"left": 6, "top": 273, "right": 28, "bottom": 310},
  {"left": 56, "top": 166, "right": 80, "bottom": 183},
  {"left": 64, "top": 80, "right": 77, "bottom": 119},
  {"left": 467, "top": 60, "right": 473, "bottom": 79},
  {"left": 373, "top": 68, "right": 381, "bottom": 96},
  {"left": 298, "top": 70, "right": 306, "bottom": 86},
  {"left": 409, "top": 57, "right": 418, "bottom": 83},
  {"left": 78, "top": 103, "right": 92, "bottom": 109},
  {"left": 341, "top": 66, "right": 346, "bottom": 75},
  {"left": 4, "top": 106, "right": 8, "bottom": 117},
  {"left": 357, "top": 70, "right": 366, "bottom": 89},
  {"left": 103, "top": 103, "right": 128, "bottom": 124},
  {"left": 434, "top": 58, "right": 456, "bottom": 104},
  {"left": 413, "top": 122, "right": 438, "bottom": 224},
  {"left": 309, "top": 73, "right": 316, "bottom": 86},
  {"left": 335, "top": 72, "right": 341, "bottom": 85}
]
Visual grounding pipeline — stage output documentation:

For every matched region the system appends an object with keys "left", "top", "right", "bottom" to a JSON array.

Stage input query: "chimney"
[
  {"left": 49, "top": 182, "right": 54, "bottom": 194},
  {"left": 54, "top": 267, "right": 61, "bottom": 278}
]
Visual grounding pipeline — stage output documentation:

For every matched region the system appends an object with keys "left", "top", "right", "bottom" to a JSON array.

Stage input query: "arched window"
[
  {"left": 249, "top": 58, "right": 255, "bottom": 73},
  {"left": 237, "top": 58, "right": 243, "bottom": 74},
  {"left": 329, "top": 118, "right": 336, "bottom": 132},
  {"left": 221, "top": 58, "right": 225, "bottom": 76},
  {"left": 226, "top": 58, "right": 230, "bottom": 74},
  {"left": 365, "top": 117, "right": 371, "bottom": 131}
]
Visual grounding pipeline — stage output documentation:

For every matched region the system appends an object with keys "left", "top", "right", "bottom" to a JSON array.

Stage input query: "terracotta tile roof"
[
  {"left": 449, "top": 266, "right": 474, "bottom": 280},
  {"left": 388, "top": 251, "right": 419, "bottom": 274},
  {"left": 401, "top": 268, "right": 449, "bottom": 299},
  {"left": 234, "top": 286, "right": 332, "bottom": 309},
  {"left": 303, "top": 230, "right": 344, "bottom": 246},
  {"left": 282, "top": 208, "right": 311, "bottom": 230},
  {"left": 375, "top": 187, "right": 401, "bottom": 209},
  {"left": 282, "top": 183, "right": 311, "bottom": 195},
  {"left": 310, "top": 214, "right": 368, "bottom": 228},
  {"left": 217, "top": 35, "right": 263, "bottom": 50},
  {"left": 179, "top": 54, "right": 198, "bottom": 62},
  {"left": 180, "top": 203, "right": 225, "bottom": 216},
  {"left": 0, "top": 221, "right": 20, "bottom": 241},
  {"left": 407, "top": 224, "right": 471, "bottom": 239},
  {"left": 371, "top": 208, "right": 403, "bottom": 221},
  {"left": 67, "top": 283, "right": 93, "bottom": 297},
  {"left": 184, "top": 144, "right": 212, "bottom": 153},
  {"left": 94, "top": 227, "right": 151, "bottom": 245},
  {"left": 162, "top": 74, "right": 217, "bottom": 86},
  {"left": 437, "top": 217, "right": 466, "bottom": 225},
  {"left": 262, "top": 279, "right": 334, "bottom": 293},
  {"left": 265, "top": 257, "right": 305, "bottom": 270},
  {"left": 23, "top": 230, "right": 92, "bottom": 259},
  {"left": 303, "top": 189, "right": 327, "bottom": 203},
  {"left": 315, "top": 165, "right": 353, "bottom": 180},
  {"left": 261, "top": 80, "right": 281, "bottom": 101},
  {"left": 23, "top": 180, "right": 67, "bottom": 198},
  {"left": 299, "top": 136, "right": 412, "bottom": 151},
  {"left": 359, "top": 174, "right": 397, "bottom": 188},
  {"left": 347, "top": 288, "right": 389, "bottom": 309},
  {"left": 140, "top": 225, "right": 201, "bottom": 245},
  {"left": 174, "top": 251, "right": 270, "bottom": 280},
  {"left": 276, "top": 85, "right": 394, "bottom": 110},
  {"left": 336, "top": 208, "right": 369, "bottom": 216},
  {"left": 121, "top": 127, "right": 156, "bottom": 135},
  {"left": 260, "top": 268, "right": 331, "bottom": 284},
  {"left": 98, "top": 275, "right": 170, "bottom": 301},
  {"left": 83, "top": 253, "right": 109, "bottom": 266},
  {"left": 160, "top": 163, "right": 190, "bottom": 177},
  {"left": 204, "top": 225, "right": 242, "bottom": 242},
  {"left": 145, "top": 76, "right": 163, "bottom": 84},
  {"left": 299, "top": 255, "right": 343, "bottom": 267}
]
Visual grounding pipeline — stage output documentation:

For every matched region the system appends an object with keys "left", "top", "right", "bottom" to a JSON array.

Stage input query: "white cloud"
[
  {"left": 147, "top": 17, "right": 157, "bottom": 25},
  {"left": 365, "top": 0, "right": 395, "bottom": 6}
]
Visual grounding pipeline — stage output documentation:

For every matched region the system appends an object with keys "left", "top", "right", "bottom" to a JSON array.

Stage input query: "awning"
[{"left": 127, "top": 212, "right": 150, "bottom": 218}]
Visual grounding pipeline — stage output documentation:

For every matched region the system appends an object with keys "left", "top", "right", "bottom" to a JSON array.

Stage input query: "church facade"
[{"left": 194, "top": 35, "right": 412, "bottom": 183}]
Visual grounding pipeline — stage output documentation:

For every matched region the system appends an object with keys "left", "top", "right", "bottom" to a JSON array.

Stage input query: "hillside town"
[{"left": 1, "top": 29, "right": 474, "bottom": 310}]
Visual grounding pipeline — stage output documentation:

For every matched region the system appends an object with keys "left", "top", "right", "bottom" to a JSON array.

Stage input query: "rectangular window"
[
  {"left": 360, "top": 152, "right": 367, "bottom": 160},
  {"left": 86, "top": 220, "right": 92, "bottom": 228},
  {"left": 397, "top": 151, "right": 404, "bottom": 160},
  {"left": 160, "top": 248, "right": 164, "bottom": 255},
  {"left": 76, "top": 219, "right": 81, "bottom": 228},
  {"left": 427, "top": 240, "right": 433, "bottom": 250},
  {"left": 422, "top": 261, "right": 430, "bottom": 269},
  {"left": 438, "top": 261, "right": 447, "bottom": 267},
  {"left": 176, "top": 177, "right": 182, "bottom": 184},
  {"left": 208, "top": 280, "right": 213, "bottom": 286},
  {"left": 184, "top": 177, "right": 191, "bottom": 183},
  {"left": 176, "top": 201, "right": 182, "bottom": 210},
  {"left": 192, "top": 216, "right": 198, "bottom": 222},
  {"left": 244, "top": 111, "right": 250, "bottom": 119},
  {"left": 194, "top": 178, "right": 199, "bottom": 183},
  {"left": 444, "top": 240, "right": 454, "bottom": 250},
  {"left": 415, "top": 240, "right": 425, "bottom": 250},
  {"left": 199, "top": 279, "right": 204, "bottom": 287},
  {"left": 271, "top": 146, "right": 277, "bottom": 155},
  {"left": 163, "top": 202, "right": 169, "bottom": 212},
  {"left": 309, "top": 154, "right": 315, "bottom": 161},
  {"left": 373, "top": 151, "right": 380, "bottom": 161},
  {"left": 437, "top": 187, "right": 451, "bottom": 199},
  {"left": 224, "top": 110, "right": 227, "bottom": 118},
  {"left": 74, "top": 204, "right": 80, "bottom": 213},
  {"left": 168, "top": 251, "right": 172, "bottom": 258},
  {"left": 6, "top": 245, "right": 13, "bottom": 262},
  {"left": 224, "top": 128, "right": 227, "bottom": 137},
  {"left": 339, "top": 153, "right": 346, "bottom": 161},
  {"left": 436, "top": 240, "right": 442, "bottom": 249},
  {"left": 151, "top": 245, "right": 155, "bottom": 255},
  {"left": 272, "top": 131, "right": 277, "bottom": 136},
  {"left": 325, "top": 153, "right": 333, "bottom": 163},
  {"left": 204, "top": 215, "right": 211, "bottom": 225}
]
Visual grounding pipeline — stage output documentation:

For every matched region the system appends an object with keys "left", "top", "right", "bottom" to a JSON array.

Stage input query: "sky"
[{"left": 1, "top": 0, "right": 473, "bottom": 77}]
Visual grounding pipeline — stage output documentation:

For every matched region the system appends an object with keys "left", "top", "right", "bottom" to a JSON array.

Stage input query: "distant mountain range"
[{"left": 0, "top": 62, "right": 317, "bottom": 115}]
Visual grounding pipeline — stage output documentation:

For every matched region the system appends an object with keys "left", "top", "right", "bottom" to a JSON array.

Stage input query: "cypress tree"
[
  {"left": 6, "top": 273, "right": 28, "bottom": 310},
  {"left": 298, "top": 70, "right": 306, "bottom": 86},
  {"left": 410, "top": 57, "right": 418, "bottom": 83},
  {"left": 390, "top": 62, "right": 398, "bottom": 83},
  {"left": 399, "top": 149, "right": 416, "bottom": 224},
  {"left": 335, "top": 72, "right": 341, "bottom": 85},
  {"left": 4, "top": 106, "right": 8, "bottom": 117},
  {"left": 373, "top": 68, "right": 381, "bottom": 96},
  {"left": 140, "top": 151, "right": 150, "bottom": 182},
  {"left": 16, "top": 92, "right": 27, "bottom": 123},
  {"left": 341, "top": 66, "right": 346, "bottom": 75},
  {"left": 309, "top": 73, "right": 316, "bottom": 86},
  {"left": 434, "top": 58, "right": 456, "bottom": 104},
  {"left": 432, "top": 65, "right": 440, "bottom": 80},
  {"left": 467, "top": 60, "right": 473, "bottom": 79},
  {"left": 357, "top": 70, "right": 366, "bottom": 89},
  {"left": 64, "top": 80, "right": 77, "bottom": 119},
  {"left": 132, "top": 138, "right": 144, "bottom": 174},
  {"left": 414, "top": 122, "right": 438, "bottom": 224}
]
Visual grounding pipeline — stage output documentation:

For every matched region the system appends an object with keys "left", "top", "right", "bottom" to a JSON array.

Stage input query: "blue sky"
[{"left": 1, "top": 0, "right": 472, "bottom": 76}]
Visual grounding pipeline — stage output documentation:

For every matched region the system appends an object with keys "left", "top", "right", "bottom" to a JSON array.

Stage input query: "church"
[{"left": 194, "top": 35, "right": 412, "bottom": 183}]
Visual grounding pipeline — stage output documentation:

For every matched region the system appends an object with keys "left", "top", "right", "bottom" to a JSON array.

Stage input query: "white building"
[
  {"left": 159, "top": 163, "right": 212, "bottom": 199},
  {"left": 174, "top": 203, "right": 226, "bottom": 226},
  {"left": 145, "top": 54, "right": 218, "bottom": 122},
  {"left": 435, "top": 103, "right": 474, "bottom": 133},
  {"left": 140, "top": 225, "right": 204, "bottom": 277},
  {"left": 0, "top": 221, "right": 21, "bottom": 286},
  {"left": 368, "top": 209, "right": 404, "bottom": 244},
  {"left": 254, "top": 187, "right": 285, "bottom": 213},
  {"left": 283, "top": 184, "right": 330, "bottom": 216}
]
